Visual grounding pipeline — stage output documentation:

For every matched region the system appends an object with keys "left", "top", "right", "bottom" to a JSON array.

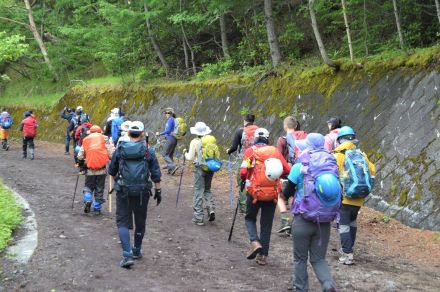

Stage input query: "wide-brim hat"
[{"left": 190, "top": 122, "right": 211, "bottom": 136}]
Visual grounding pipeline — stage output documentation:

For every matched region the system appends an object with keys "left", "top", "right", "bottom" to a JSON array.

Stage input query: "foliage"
[
  {"left": 0, "top": 182, "right": 22, "bottom": 251},
  {"left": 196, "top": 59, "right": 234, "bottom": 80}
]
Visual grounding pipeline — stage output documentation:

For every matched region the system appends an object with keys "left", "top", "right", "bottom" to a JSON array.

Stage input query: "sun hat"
[
  {"left": 129, "top": 121, "right": 144, "bottom": 133},
  {"left": 190, "top": 122, "right": 211, "bottom": 136}
]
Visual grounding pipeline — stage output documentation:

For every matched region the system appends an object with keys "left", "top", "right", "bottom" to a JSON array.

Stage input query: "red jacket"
[
  {"left": 240, "top": 144, "right": 291, "bottom": 180},
  {"left": 21, "top": 116, "right": 37, "bottom": 138}
]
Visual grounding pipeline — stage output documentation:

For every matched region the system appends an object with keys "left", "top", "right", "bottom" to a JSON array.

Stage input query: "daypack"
[
  {"left": 111, "top": 117, "right": 125, "bottom": 143},
  {"left": 173, "top": 117, "right": 187, "bottom": 140},
  {"left": 241, "top": 125, "right": 259, "bottom": 153},
  {"left": 285, "top": 131, "right": 308, "bottom": 164},
  {"left": 22, "top": 117, "right": 37, "bottom": 138},
  {"left": 0, "top": 112, "right": 13, "bottom": 129},
  {"left": 342, "top": 149, "right": 374, "bottom": 199},
  {"left": 246, "top": 146, "right": 282, "bottom": 204},
  {"left": 118, "top": 141, "right": 150, "bottom": 196},
  {"left": 82, "top": 133, "right": 109, "bottom": 170},
  {"left": 297, "top": 149, "right": 341, "bottom": 223},
  {"left": 198, "top": 135, "right": 222, "bottom": 172}
]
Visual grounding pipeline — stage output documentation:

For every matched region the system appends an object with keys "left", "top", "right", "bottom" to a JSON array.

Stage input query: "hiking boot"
[
  {"left": 132, "top": 247, "right": 143, "bottom": 259},
  {"left": 255, "top": 254, "right": 267, "bottom": 266},
  {"left": 84, "top": 201, "right": 92, "bottom": 213},
  {"left": 208, "top": 211, "right": 216, "bottom": 222},
  {"left": 338, "top": 252, "right": 354, "bottom": 265},
  {"left": 29, "top": 149, "right": 34, "bottom": 160},
  {"left": 277, "top": 217, "right": 291, "bottom": 234},
  {"left": 120, "top": 252, "right": 134, "bottom": 269},
  {"left": 79, "top": 170, "right": 86, "bottom": 175},
  {"left": 192, "top": 218, "right": 204, "bottom": 226},
  {"left": 246, "top": 240, "right": 262, "bottom": 260},
  {"left": 64, "top": 152, "right": 70, "bottom": 155}
]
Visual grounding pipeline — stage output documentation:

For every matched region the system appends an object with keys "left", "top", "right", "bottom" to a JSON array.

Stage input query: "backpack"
[
  {"left": 0, "top": 112, "right": 12, "bottom": 129},
  {"left": 173, "top": 117, "right": 187, "bottom": 140},
  {"left": 297, "top": 149, "right": 341, "bottom": 223},
  {"left": 241, "top": 125, "right": 259, "bottom": 153},
  {"left": 22, "top": 117, "right": 37, "bottom": 138},
  {"left": 342, "top": 149, "right": 374, "bottom": 199},
  {"left": 111, "top": 117, "right": 125, "bottom": 143},
  {"left": 198, "top": 135, "right": 222, "bottom": 172},
  {"left": 285, "top": 131, "right": 308, "bottom": 164},
  {"left": 82, "top": 133, "right": 109, "bottom": 170},
  {"left": 246, "top": 146, "right": 282, "bottom": 204},
  {"left": 118, "top": 141, "right": 150, "bottom": 196}
]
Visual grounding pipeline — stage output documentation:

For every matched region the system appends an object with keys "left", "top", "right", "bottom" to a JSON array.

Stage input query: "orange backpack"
[
  {"left": 82, "top": 133, "right": 109, "bottom": 170},
  {"left": 246, "top": 146, "right": 282, "bottom": 204},
  {"left": 241, "top": 125, "right": 259, "bottom": 153}
]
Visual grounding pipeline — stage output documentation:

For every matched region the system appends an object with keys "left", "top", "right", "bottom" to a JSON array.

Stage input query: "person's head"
[
  {"left": 111, "top": 108, "right": 120, "bottom": 118},
  {"left": 163, "top": 108, "right": 174, "bottom": 119},
  {"left": 243, "top": 114, "right": 255, "bottom": 126},
  {"left": 24, "top": 111, "right": 31, "bottom": 118},
  {"left": 337, "top": 126, "right": 356, "bottom": 144},
  {"left": 190, "top": 122, "right": 211, "bottom": 137},
  {"left": 90, "top": 125, "right": 102, "bottom": 134},
  {"left": 283, "top": 116, "right": 299, "bottom": 132},
  {"left": 327, "top": 117, "right": 342, "bottom": 131},
  {"left": 76, "top": 106, "right": 83, "bottom": 115},
  {"left": 254, "top": 128, "right": 270, "bottom": 145},
  {"left": 128, "top": 121, "right": 145, "bottom": 141}
]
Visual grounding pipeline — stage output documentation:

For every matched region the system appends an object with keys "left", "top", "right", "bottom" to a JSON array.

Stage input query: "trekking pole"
[
  {"left": 176, "top": 155, "right": 186, "bottom": 207},
  {"left": 71, "top": 175, "right": 80, "bottom": 209},
  {"left": 108, "top": 175, "right": 113, "bottom": 213},
  {"left": 228, "top": 198, "right": 240, "bottom": 242},
  {"left": 228, "top": 155, "right": 234, "bottom": 208}
]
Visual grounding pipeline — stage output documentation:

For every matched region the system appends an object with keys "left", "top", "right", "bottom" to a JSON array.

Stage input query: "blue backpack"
[
  {"left": 342, "top": 149, "right": 374, "bottom": 199},
  {"left": 111, "top": 117, "right": 125, "bottom": 143},
  {"left": 118, "top": 141, "right": 150, "bottom": 196},
  {"left": 0, "top": 114, "right": 13, "bottom": 129}
]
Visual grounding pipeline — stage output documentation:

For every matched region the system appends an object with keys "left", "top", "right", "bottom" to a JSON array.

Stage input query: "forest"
[{"left": 1, "top": 0, "right": 440, "bottom": 88}]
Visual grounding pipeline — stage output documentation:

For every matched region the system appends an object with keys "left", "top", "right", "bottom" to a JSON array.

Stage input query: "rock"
[
  {"left": 59, "top": 234, "right": 67, "bottom": 239},
  {"left": 386, "top": 280, "right": 398, "bottom": 290},
  {"left": 371, "top": 270, "right": 383, "bottom": 275}
]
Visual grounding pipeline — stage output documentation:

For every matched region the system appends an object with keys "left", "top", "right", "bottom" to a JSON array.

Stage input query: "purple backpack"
[{"left": 297, "top": 149, "right": 341, "bottom": 223}]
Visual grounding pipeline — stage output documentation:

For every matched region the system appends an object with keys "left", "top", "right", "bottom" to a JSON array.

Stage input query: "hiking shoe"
[
  {"left": 277, "top": 217, "right": 291, "bottom": 234},
  {"left": 246, "top": 241, "right": 262, "bottom": 260},
  {"left": 255, "top": 254, "right": 267, "bottom": 266},
  {"left": 5, "top": 145, "right": 9, "bottom": 151},
  {"left": 79, "top": 170, "right": 86, "bottom": 175},
  {"left": 169, "top": 166, "right": 179, "bottom": 175},
  {"left": 208, "top": 211, "right": 216, "bottom": 222},
  {"left": 120, "top": 255, "right": 134, "bottom": 269},
  {"left": 84, "top": 201, "right": 92, "bottom": 213},
  {"left": 339, "top": 252, "right": 354, "bottom": 265},
  {"left": 192, "top": 218, "right": 205, "bottom": 226},
  {"left": 132, "top": 247, "right": 143, "bottom": 259},
  {"left": 64, "top": 152, "right": 70, "bottom": 155}
]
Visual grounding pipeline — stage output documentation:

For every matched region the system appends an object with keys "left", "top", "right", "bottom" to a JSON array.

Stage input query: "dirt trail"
[{"left": 0, "top": 141, "right": 440, "bottom": 291}]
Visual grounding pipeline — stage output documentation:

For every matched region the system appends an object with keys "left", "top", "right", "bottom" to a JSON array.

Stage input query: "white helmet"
[
  {"left": 264, "top": 158, "right": 283, "bottom": 181},
  {"left": 254, "top": 128, "right": 269, "bottom": 139}
]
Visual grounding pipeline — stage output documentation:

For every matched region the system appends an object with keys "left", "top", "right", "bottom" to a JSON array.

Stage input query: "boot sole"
[
  {"left": 208, "top": 212, "right": 216, "bottom": 222},
  {"left": 277, "top": 226, "right": 291, "bottom": 233},
  {"left": 247, "top": 246, "right": 262, "bottom": 260}
]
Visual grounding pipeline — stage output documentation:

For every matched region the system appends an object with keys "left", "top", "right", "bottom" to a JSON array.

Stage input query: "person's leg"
[
  {"left": 259, "top": 201, "right": 276, "bottom": 256},
  {"left": 237, "top": 174, "right": 246, "bottom": 213},
  {"left": 22, "top": 137, "right": 27, "bottom": 158},
  {"left": 29, "top": 138, "right": 35, "bottom": 160},
  {"left": 203, "top": 171, "right": 215, "bottom": 217},
  {"left": 162, "top": 137, "right": 176, "bottom": 171},
  {"left": 244, "top": 195, "right": 262, "bottom": 259},
  {"left": 349, "top": 205, "right": 361, "bottom": 251},
  {"left": 277, "top": 191, "right": 291, "bottom": 233},
  {"left": 115, "top": 192, "right": 133, "bottom": 267},
  {"left": 65, "top": 130, "right": 70, "bottom": 153},
  {"left": 94, "top": 175, "right": 106, "bottom": 204},
  {"left": 309, "top": 222, "right": 336, "bottom": 291},
  {"left": 131, "top": 192, "right": 150, "bottom": 256},
  {"left": 339, "top": 204, "right": 353, "bottom": 254},
  {"left": 292, "top": 215, "right": 313, "bottom": 292},
  {"left": 192, "top": 167, "right": 205, "bottom": 223}
]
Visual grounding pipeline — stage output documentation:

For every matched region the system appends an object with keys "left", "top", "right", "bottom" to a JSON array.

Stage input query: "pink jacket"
[{"left": 324, "top": 129, "right": 339, "bottom": 152}]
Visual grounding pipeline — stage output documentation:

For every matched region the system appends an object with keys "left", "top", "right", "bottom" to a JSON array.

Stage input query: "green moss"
[{"left": 398, "top": 188, "right": 410, "bottom": 206}]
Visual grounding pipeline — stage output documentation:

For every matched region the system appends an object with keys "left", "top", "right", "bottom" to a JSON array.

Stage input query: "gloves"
[
  {"left": 63, "top": 106, "right": 67, "bottom": 112},
  {"left": 154, "top": 189, "right": 162, "bottom": 206}
]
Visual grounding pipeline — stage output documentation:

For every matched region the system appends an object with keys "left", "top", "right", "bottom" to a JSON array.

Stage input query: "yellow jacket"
[{"left": 334, "top": 141, "right": 376, "bottom": 207}]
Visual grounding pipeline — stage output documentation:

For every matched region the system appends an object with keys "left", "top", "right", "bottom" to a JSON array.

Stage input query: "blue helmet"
[
  {"left": 315, "top": 173, "right": 342, "bottom": 207},
  {"left": 337, "top": 126, "right": 355, "bottom": 143},
  {"left": 206, "top": 159, "right": 222, "bottom": 172},
  {"left": 2, "top": 121, "right": 11, "bottom": 129}
]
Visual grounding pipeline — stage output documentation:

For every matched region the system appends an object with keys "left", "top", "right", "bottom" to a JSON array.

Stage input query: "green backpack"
[
  {"left": 198, "top": 135, "right": 222, "bottom": 172},
  {"left": 173, "top": 117, "right": 187, "bottom": 140}
]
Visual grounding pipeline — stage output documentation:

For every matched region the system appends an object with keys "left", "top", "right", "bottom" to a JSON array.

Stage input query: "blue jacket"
[{"left": 160, "top": 117, "right": 175, "bottom": 138}]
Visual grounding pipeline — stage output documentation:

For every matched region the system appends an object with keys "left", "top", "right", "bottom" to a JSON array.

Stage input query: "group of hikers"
[{"left": 1, "top": 104, "right": 376, "bottom": 291}]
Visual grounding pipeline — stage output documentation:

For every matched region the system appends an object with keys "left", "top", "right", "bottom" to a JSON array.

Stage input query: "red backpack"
[
  {"left": 22, "top": 117, "right": 37, "bottom": 138},
  {"left": 246, "top": 146, "right": 282, "bottom": 204},
  {"left": 241, "top": 125, "right": 259, "bottom": 153},
  {"left": 82, "top": 133, "right": 109, "bottom": 170}
]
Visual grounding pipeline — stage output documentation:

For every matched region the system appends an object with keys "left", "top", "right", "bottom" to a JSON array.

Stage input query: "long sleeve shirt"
[
  {"left": 184, "top": 138, "right": 202, "bottom": 162},
  {"left": 227, "top": 128, "right": 243, "bottom": 155},
  {"left": 160, "top": 117, "right": 175, "bottom": 137}
]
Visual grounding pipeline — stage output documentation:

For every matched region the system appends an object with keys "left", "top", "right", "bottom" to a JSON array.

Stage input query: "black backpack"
[{"left": 118, "top": 141, "right": 150, "bottom": 196}]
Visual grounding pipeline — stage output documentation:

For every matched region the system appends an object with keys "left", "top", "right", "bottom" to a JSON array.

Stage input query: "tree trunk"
[
  {"left": 181, "top": 25, "right": 196, "bottom": 75},
  {"left": 23, "top": 0, "right": 58, "bottom": 81},
  {"left": 435, "top": 0, "right": 440, "bottom": 26},
  {"left": 363, "top": 0, "right": 369, "bottom": 56},
  {"left": 263, "top": 0, "right": 282, "bottom": 67},
  {"left": 219, "top": 13, "right": 230, "bottom": 59},
  {"left": 144, "top": 2, "right": 170, "bottom": 76},
  {"left": 392, "top": 0, "right": 404, "bottom": 49},
  {"left": 341, "top": 0, "right": 358, "bottom": 66},
  {"left": 308, "top": 0, "right": 338, "bottom": 68},
  {"left": 182, "top": 36, "right": 189, "bottom": 75}
]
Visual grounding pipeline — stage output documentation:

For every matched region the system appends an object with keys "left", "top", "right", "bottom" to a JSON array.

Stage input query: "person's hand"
[
  {"left": 63, "top": 106, "right": 67, "bottom": 112},
  {"left": 155, "top": 132, "right": 160, "bottom": 136},
  {"left": 226, "top": 148, "right": 230, "bottom": 154},
  {"left": 154, "top": 189, "right": 162, "bottom": 206},
  {"left": 183, "top": 148, "right": 187, "bottom": 153}
]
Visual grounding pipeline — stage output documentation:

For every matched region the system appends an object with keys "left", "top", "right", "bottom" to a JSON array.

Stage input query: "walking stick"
[
  {"left": 176, "top": 155, "right": 186, "bottom": 207},
  {"left": 108, "top": 176, "right": 113, "bottom": 213},
  {"left": 71, "top": 175, "right": 80, "bottom": 209},
  {"left": 228, "top": 155, "right": 234, "bottom": 208},
  {"left": 228, "top": 198, "right": 240, "bottom": 242}
]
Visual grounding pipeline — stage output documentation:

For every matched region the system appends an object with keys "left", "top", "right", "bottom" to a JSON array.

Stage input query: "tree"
[
  {"left": 308, "top": 0, "right": 338, "bottom": 69},
  {"left": 263, "top": 0, "right": 281, "bottom": 67},
  {"left": 219, "top": 13, "right": 230, "bottom": 59},
  {"left": 435, "top": 0, "right": 440, "bottom": 26},
  {"left": 0, "top": 31, "right": 28, "bottom": 81},
  {"left": 392, "top": 0, "right": 404, "bottom": 49},
  {"left": 341, "top": 0, "right": 361, "bottom": 67}
]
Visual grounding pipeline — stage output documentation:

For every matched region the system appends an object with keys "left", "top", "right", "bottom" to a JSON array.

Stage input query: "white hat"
[
  {"left": 121, "top": 120, "right": 132, "bottom": 132},
  {"left": 254, "top": 128, "right": 269, "bottom": 139},
  {"left": 76, "top": 106, "right": 83, "bottom": 111},
  {"left": 190, "top": 122, "right": 211, "bottom": 136},
  {"left": 129, "top": 121, "right": 144, "bottom": 132}
]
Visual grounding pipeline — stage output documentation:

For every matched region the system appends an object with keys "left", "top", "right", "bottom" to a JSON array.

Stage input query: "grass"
[
  {"left": 0, "top": 92, "right": 63, "bottom": 109},
  {"left": 0, "top": 181, "right": 22, "bottom": 251}
]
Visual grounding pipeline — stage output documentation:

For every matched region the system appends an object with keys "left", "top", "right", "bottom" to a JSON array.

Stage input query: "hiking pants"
[
  {"left": 292, "top": 215, "right": 336, "bottom": 292},
  {"left": 339, "top": 204, "right": 361, "bottom": 254},
  {"left": 162, "top": 135, "right": 177, "bottom": 171},
  {"left": 244, "top": 195, "right": 276, "bottom": 256},
  {"left": 116, "top": 191, "right": 150, "bottom": 255},
  {"left": 85, "top": 174, "right": 106, "bottom": 204},
  {"left": 65, "top": 129, "right": 71, "bottom": 153},
  {"left": 236, "top": 174, "right": 247, "bottom": 211},
  {"left": 2, "top": 139, "right": 7, "bottom": 149},
  {"left": 22, "top": 137, "right": 34, "bottom": 158},
  {"left": 193, "top": 167, "right": 215, "bottom": 221}
]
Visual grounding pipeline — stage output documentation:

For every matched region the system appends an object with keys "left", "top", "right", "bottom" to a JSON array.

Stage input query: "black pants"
[
  {"left": 339, "top": 204, "right": 361, "bottom": 253},
  {"left": 22, "top": 137, "right": 34, "bottom": 157},
  {"left": 85, "top": 175, "right": 106, "bottom": 204}
]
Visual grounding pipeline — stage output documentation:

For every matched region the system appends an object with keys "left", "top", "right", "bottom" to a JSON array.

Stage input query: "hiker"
[
  {"left": 324, "top": 117, "right": 342, "bottom": 152},
  {"left": 282, "top": 133, "right": 340, "bottom": 292},
  {"left": 60, "top": 107, "right": 75, "bottom": 155},
  {"left": 111, "top": 108, "right": 127, "bottom": 146},
  {"left": 72, "top": 106, "right": 90, "bottom": 163},
  {"left": 78, "top": 125, "right": 113, "bottom": 214},
  {"left": 155, "top": 108, "right": 179, "bottom": 175},
  {"left": 275, "top": 116, "right": 308, "bottom": 235},
  {"left": 0, "top": 111, "right": 13, "bottom": 151},
  {"left": 108, "top": 121, "right": 162, "bottom": 268},
  {"left": 240, "top": 128, "right": 290, "bottom": 265},
  {"left": 104, "top": 108, "right": 120, "bottom": 139},
  {"left": 334, "top": 126, "right": 376, "bottom": 265},
  {"left": 184, "top": 122, "right": 221, "bottom": 226},
  {"left": 117, "top": 120, "right": 132, "bottom": 146},
  {"left": 227, "top": 114, "right": 258, "bottom": 213},
  {"left": 20, "top": 111, "right": 38, "bottom": 160}
]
